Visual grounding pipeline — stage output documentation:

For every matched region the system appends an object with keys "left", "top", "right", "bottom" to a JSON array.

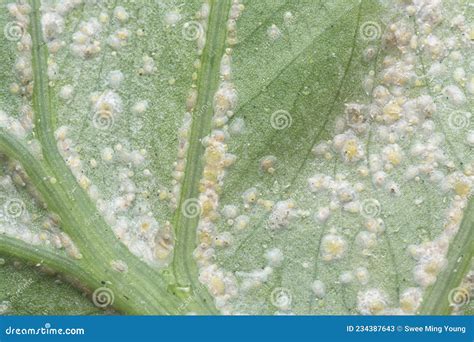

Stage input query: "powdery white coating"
[
  {"left": 110, "top": 259, "right": 128, "bottom": 273},
  {"left": 354, "top": 267, "right": 370, "bottom": 285},
  {"left": 314, "top": 207, "right": 331, "bottom": 223},
  {"left": 357, "top": 289, "right": 388, "bottom": 315},
  {"left": 59, "top": 84, "right": 74, "bottom": 100},
  {"left": 311, "top": 280, "right": 326, "bottom": 298},
  {"left": 234, "top": 215, "right": 250, "bottom": 230},
  {"left": 242, "top": 187, "right": 258, "bottom": 207},
  {"left": 41, "top": 11, "right": 64, "bottom": 42},
  {"left": 71, "top": 18, "right": 102, "bottom": 58},
  {"left": 399, "top": 287, "right": 423, "bottom": 313},
  {"left": 268, "top": 200, "right": 298, "bottom": 230},
  {"left": 238, "top": 266, "right": 274, "bottom": 291},
  {"left": 229, "top": 118, "right": 245, "bottom": 135},
  {"left": 92, "top": 90, "right": 123, "bottom": 117},
  {"left": 141, "top": 55, "right": 156, "bottom": 75},
  {"left": 114, "top": 6, "right": 129, "bottom": 22},
  {"left": 265, "top": 248, "right": 284, "bottom": 267},
  {"left": 132, "top": 100, "right": 149, "bottom": 114},
  {"left": 259, "top": 155, "right": 277, "bottom": 174},
  {"left": 355, "top": 231, "right": 377, "bottom": 250},
  {"left": 320, "top": 234, "right": 347, "bottom": 261},
  {"left": 108, "top": 70, "right": 124, "bottom": 89},
  {"left": 101, "top": 147, "right": 114, "bottom": 162},
  {"left": 267, "top": 24, "right": 282, "bottom": 40},
  {"left": 443, "top": 85, "right": 466, "bottom": 105},
  {"left": 0, "top": 301, "right": 11, "bottom": 315},
  {"left": 107, "top": 28, "right": 131, "bottom": 50},
  {"left": 222, "top": 204, "right": 239, "bottom": 219},
  {"left": 466, "top": 131, "right": 474, "bottom": 146},
  {"left": 339, "top": 271, "right": 354, "bottom": 284},
  {"left": 164, "top": 10, "right": 182, "bottom": 26}
]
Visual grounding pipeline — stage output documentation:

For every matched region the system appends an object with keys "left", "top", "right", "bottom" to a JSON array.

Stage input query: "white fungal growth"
[
  {"left": 164, "top": 10, "right": 181, "bottom": 26},
  {"left": 91, "top": 90, "right": 123, "bottom": 117},
  {"left": 110, "top": 259, "right": 128, "bottom": 273},
  {"left": 260, "top": 155, "right": 277, "bottom": 174},
  {"left": 283, "top": 11, "right": 294, "bottom": 25},
  {"left": 314, "top": 207, "right": 331, "bottom": 223},
  {"left": 443, "top": 85, "right": 466, "bottom": 105},
  {"left": 213, "top": 82, "right": 238, "bottom": 116},
  {"left": 242, "top": 187, "right": 258, "bottom": 207},
  {"left": 339, "top": 271, "right": 354, "bottom": 284},
  {"left": 320, "top": 234, "right": 347, "bottom": 261},
  {"left": 229, "top": 117, "right": 245, "bottom": 135},
  {"left": 141, "top": 55, "right": 156, "bottom": 75},
  {"left": 308, "top": 174, "right": 333, "bottom": 193},
  {"left": 59, "top": 84, "right": 74, "bottom": 100},
  {"left": 311, "top": 280, "right": 326, "bottom": 298},
  {"left": 132, "top": 100, "right": 149, "bottom": 114},
  {"left": 238, "top": 266, "right": 273, "bottom": 291},
  {"left": 466, "top": 131, "right": 474, "bottom": 146},
  {"left": 357, "top": 289, "right": 388, "bottom": 315},
  {"left": 108, "top": 28, "right": 131, "bottom": 50},
  {"left": 108, "top": 70, "right": 124, "bottom": 89},
  {"left": 267, "top": 24, "right": 282, "bottom": 40},
  {"left": 234, "top": 215, "right": 250, "bottom": 230},
  {"left": 399, "top": 287, "right": 423, "bottom": 313},
  {"left": 268, "top": 200, "right": 297, "bottom": 230},
  {"left": 101, "top": 147, "right": 114, "bottom": 162},
  {"left": 222, "top": 204, "right": 239, "bottom": 219},
  {"left": 114, "top": 6, "right": 129, "bottom": 22},
  {"left": 41, "top": 12, "right": 64, "bottom": 42},
  {"left": 71, "top": 18, "right": 102, "bottom": 58},
  {"left": 355, "top": 231, "right": 377, "bottom": 250},
  {"left": 265, "top": 248, "right": 284, "bottom": 267},
  {"left": 354, "top": 266, "right": 370, "bottom": 285}
]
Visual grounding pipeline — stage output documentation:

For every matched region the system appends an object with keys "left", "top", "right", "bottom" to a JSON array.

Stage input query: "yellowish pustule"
[
  {"left": 400, "top": 298, "right": 416, "bottom": 313},
  {"left": 155, "top": 246, "right": 171, "bottom": 260},
  {"left": 327, "top": 241, "right": 343, "bottom": 255},
  {"left": 203, "top": 168, "right": 218, "bottom": 182},
  {"left": 245, "top": 192, "right": 257, "bottom": 203},
  {"left": 140, "top": 221, "right": 151, "bottom": 232},
  {"left": 198, "top": 231, "right": 212, "bottom": 245},
  {"left": 206, "top": 148, "right": 222, "bottom": 164},
  {"left": 369, "top": 299, "right": 385, "bottom": 314},
  {"left": 424, "top": 260, "right": 443, "bottom": 275},
  {"left": 158, "top": 191, "right": 168, "bottom": 201},
  {"left": 383, "top": 102, "right": 401, "bottom": 122},
  {"left": 201, "top": 200, "right": 214, "bottom": 216},
  {"left": 343, "top": 140, "right": 358, "bottom": 161},
  {"left": 210, "top": 276, "right": 225, "bottom": 296},
  {"left": 388, "top": 150, "right": 401, "bottom": 166},
  {"left": 454, "top": 181, "right": 470, "bottom": 197}
]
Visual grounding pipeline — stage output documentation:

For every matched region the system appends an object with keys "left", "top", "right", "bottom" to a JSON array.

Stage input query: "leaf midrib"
[{"left": 171, "top": 0, "right": 232, "bottom": 314}]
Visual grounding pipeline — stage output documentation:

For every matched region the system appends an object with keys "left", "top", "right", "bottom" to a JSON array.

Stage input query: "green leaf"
[{"left": 0, "top": 0, "right": 472, "bottom": 315}]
